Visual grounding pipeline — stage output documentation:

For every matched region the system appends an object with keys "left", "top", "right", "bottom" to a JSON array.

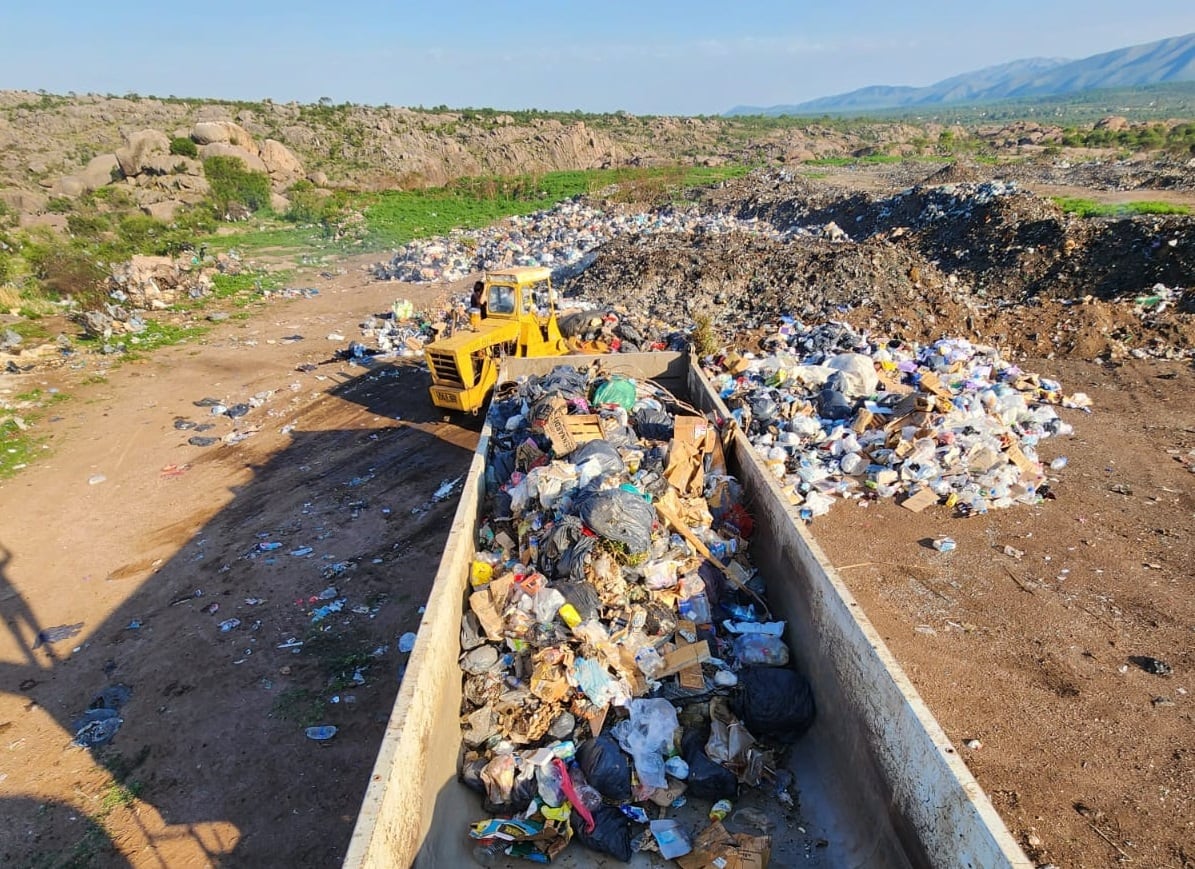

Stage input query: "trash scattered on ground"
[
  {"left": 1129, "top": 656, "right": 1173, "bottom": 677},
  {"left": 33, "top": 622, "right": 84, "bottom": 649},
  {"left": 88, "top": 474, "right": 107, "bottom": 486},
  {"left": 704, "top": 321, "right": 1080, "bottom": 521},
  {"left": 373, "top": 200, "right": 790, "bottom": 285},
  {"left": 459, "top": 363, "right": 812, "bottom": 864},
  {"left": 398, "top": 632, "right": 418, "bottom": 653},
  {"left": 71, "top": 684, "right": 132, "bottom": 748},
  {"left": 305, "top": 725, "right": 338, "bottom": 741}
]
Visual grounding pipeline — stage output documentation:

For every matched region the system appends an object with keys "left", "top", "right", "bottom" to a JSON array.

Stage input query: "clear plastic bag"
[{"left": 733, "top": 633, "right": 790, "bottom": 666}]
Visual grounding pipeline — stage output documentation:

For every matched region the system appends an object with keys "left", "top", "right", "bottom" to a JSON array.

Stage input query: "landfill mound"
[{"left": 568, "top": 171, "right": 1195, "bottom": 358}]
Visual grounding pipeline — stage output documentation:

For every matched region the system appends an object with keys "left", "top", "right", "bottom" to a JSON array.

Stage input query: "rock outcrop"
[{"left": 115, "top": 129, "right": 171, "bottom": 178}]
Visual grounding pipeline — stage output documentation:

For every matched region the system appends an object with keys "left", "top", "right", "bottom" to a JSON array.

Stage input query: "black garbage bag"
[
  {"left": 598, "top": 419, "right": 639, "bottom": 449},
  {"left": 734, "top": 666, "right": 816, "bottom": 743},
  {"left": 817, "top": 371, "right": 854, "bottom": 421},
  {"left": 488, "top": 395, "right": 525, "bottom": 430},
  {"left": 576, "top": 488, "right": 654, "bottom": 554},
  {"left": 574, "top": 804, "right": 633, "bottom": 862},
  {"left": 490, "top": 448, "right": 516, "bottom": 484},
  {"left": 459, "top": 758, "right": 539, "bottom": 816},
  {"left": 617, "top": 322, "right": 644, "bottom": 345},
  {"left": 750, "top": 392, "right": 779, "bottom": 422},
  {"left": 681, "top": 727, "right": 738, "bottom": 801},
  {"left": 490, "top": 489, "right": 513, "bottom": 522},
  {"left": 557, "top": 536, "right": 596, "bottom": 582},
  {"left": 572, "top": 439, "right": 626, "bottom": 478},
  {"left": 556, "top": 579, "right": 601, "bottom": 622},
  {"left": 543, "top": 516, "right": 596, "bottom": 581},
  {"left": 576, "top": 734, "right": 631, "bottom": 802},
  {"left": 634, "top": 406, "right": 674, "bottom": 441},
  {"left": 559, "top": 311, "right": 605, "bottom": 339},
  {"left": 537, "top": 365, "right": 590, "bottom": 400}
]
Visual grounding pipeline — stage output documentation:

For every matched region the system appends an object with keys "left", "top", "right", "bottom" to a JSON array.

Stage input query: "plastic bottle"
[
  {"left": 677, "top": 574, "right": 711, "bottom": 624},
  {"left": 471, "top": 842, "right": 507, "bottom": 866}
]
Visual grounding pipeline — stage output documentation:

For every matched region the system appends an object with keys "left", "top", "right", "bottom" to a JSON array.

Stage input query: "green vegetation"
[
  {"left": 0, "top": 417, "right": 45, "bottom": 479},
  {"left": 360, "top": 165, "right": 749, "bottom": 248},
  {"left": 1052, "top": 197, "right": 1191, "bottom": 218},
  {"left": 803, "top": 154, "right": 907, "bottom": 167},
  {"left": 203, "top": 155, "right": 272, "bottom": 215},
  {"left": 1059, "top": 121, "right": 1195, "bottom": 156},
  {"left": 169, "top": 136, "right": 199, "bottom": 158}
]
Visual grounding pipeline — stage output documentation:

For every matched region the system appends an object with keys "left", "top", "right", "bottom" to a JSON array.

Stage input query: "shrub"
[
  {"left": 169, "top": 136, "right": 199, "bottom": 158},
  {"left": 47, "top": 197, "right": 75, "bottom": 214},
  {"left": 66, "top": 213, "right": 111, "bottom": 238},
  {"left": 203, "top": 156, "right": 272, "bottom": 216},
  {"left": 24, "top": 246, "right": 107, "bottom": 306}
]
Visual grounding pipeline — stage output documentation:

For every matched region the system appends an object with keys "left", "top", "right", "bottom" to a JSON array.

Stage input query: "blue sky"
[{"left": 3, "top": 1, "right": 1194, "bottom": 114}]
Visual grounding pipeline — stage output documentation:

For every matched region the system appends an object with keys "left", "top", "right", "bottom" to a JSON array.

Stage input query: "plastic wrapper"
[
  {"left": 732, "top": 634, "right": 790, "bottom": 666},
  {"left": 612, "top": 699, "right": 678, "bottom": 790}
]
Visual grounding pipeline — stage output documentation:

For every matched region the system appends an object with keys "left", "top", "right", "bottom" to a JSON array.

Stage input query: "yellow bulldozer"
[{"left": 425, "top": 266, "right": 567, "bottom": 413}]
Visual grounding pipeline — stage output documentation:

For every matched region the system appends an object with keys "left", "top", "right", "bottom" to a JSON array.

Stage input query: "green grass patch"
[
  {"left": 360, "top": 165, "right": 750, "bottom": 248},
  {"left": 803, "top": 154, "right": 906, "bottom": 167},
  {"left": 126, "top": 320, "right": 207, "bottom": 352},
  {"left": 1052, "top": 197, "right": 1192, "bottom": 218},
  {"left": 13, "top": 388, "right": 69, "bottom": 406},
  {"left": 270, "top": 687, "right": 326, "bottom": 727},
  {"left": 8, "top": 320, "right": 52, "bottom": 342},
  {"left": 78, "top": 319, "right": 208, "bottom": 360},
  {"left": 98, "top": 781, "right": 143, "bottom": 813},
  {"left": 0, "top": 418, "right": 46, "bottom": 479}
]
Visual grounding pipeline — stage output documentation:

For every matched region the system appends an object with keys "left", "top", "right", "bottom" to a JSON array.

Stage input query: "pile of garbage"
[
  {"left": 706, "top": 320, "right": 1085, "bottom": 521},
  {"left": 460, "top": 364, "right": 812, "bottom": 864},
  {"left": 373, "top": 199, "right": 791, "bottom": 284}
]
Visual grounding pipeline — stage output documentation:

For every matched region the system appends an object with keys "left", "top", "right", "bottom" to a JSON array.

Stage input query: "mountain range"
[{"left": 728, "top": 32, "right": 1195, "bottom": 115}]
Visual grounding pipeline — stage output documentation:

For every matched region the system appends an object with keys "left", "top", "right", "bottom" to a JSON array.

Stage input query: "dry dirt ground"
[{"left": 1, "top": 222, "right": 1193, "bottom": 867}]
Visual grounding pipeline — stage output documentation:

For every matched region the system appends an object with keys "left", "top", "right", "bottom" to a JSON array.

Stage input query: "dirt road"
[
  {"left": 1, "top": 251, "right": 1192, "bottom": 868},
  {"left": 0, "top": 260, "right": 483, "bottom": 866}
]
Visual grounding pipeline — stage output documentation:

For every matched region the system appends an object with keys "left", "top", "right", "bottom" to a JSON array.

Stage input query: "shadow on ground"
[{"left": 0, "top": 361, "right": 479, "bottom": 866}]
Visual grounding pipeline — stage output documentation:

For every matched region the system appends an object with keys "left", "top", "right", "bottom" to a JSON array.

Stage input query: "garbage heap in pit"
[
  {"left": 459, "top": 363, "right": 812, "bottom": 865},
  {"left": 705, "top": 320, "right": 1088, "bottom": 521}
]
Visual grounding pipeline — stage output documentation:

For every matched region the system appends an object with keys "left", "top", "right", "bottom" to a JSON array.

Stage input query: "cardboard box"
[
  {"left": 656, "top": 640, "right": 710, "bottom": 678},
  {"left": 899, "top": 486, "right": 938, "bottom": 513},
  {"left": 676, "top": 822, "right": 771, "bottom": 869}
]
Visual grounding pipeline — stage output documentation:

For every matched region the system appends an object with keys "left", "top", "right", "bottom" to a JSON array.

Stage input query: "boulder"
[
  {"left": 51, "top": 176, "right": 86, "bottom": 198},
  {"left": 270, "top": 192, "right": 290, "bottom": 212},
  {"left": 142, "top": 200, "right": 184, "bottom": 222},
  {"left": 139, "top": 154, "right": 203, "bottom": 176},
  {"left": 115, "top": 129, "right": 171, "bottom": 178},
  {"left": 1095, "top": 115, "right": 1130, "bottom": 132},
  {"left": 79, "top": 154, "right": 120, "bottom": 190},
  {"left": 198, "top": 143, "right": 268, "bottom": 174},
  {"left": 307, "top": 170, "right": 329, "bottom": 187},
  {"left": 171, "top": 174, "right": 211, "bottom": 196},
  {"left": 192, "top": 121, "right": 259, "bottom": 155},
  {"left": 259, "top": 139, "right": 303, "bottom": 178},
  {"left": 0, "top": 188, "right": 49, "bottom": 213}
]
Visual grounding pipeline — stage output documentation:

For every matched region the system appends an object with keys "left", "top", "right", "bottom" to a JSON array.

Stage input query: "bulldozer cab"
[{"left": 481, "top": 267, "right": 556, "bottom": 322}]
